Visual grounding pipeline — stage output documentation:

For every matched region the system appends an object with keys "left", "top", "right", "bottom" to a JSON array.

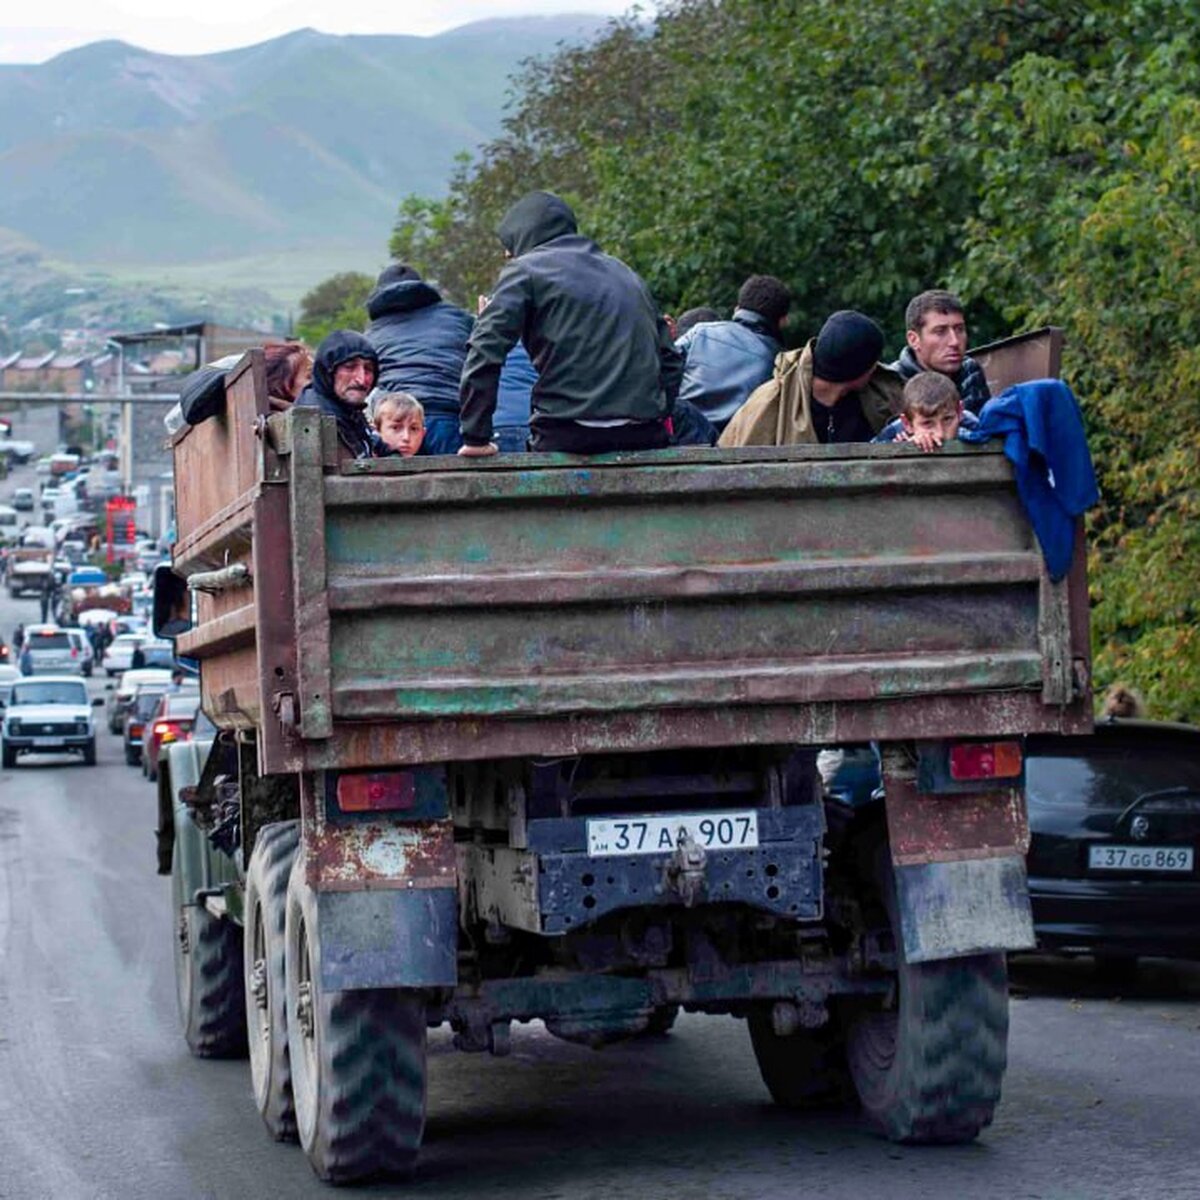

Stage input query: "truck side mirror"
[{"left": 153, "top": 563, "right": 192, "bottom": 640}]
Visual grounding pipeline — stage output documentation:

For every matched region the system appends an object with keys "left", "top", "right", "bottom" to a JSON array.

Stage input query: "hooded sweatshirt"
[
  {"left": 363, "top": 268, "right": 473, "bottom": 420},
  {"left": 296, "top": 330, "right": 379, "bottom": 458},
  {"left": 459, "top": 191, "right": 682, "bottom": 445}
]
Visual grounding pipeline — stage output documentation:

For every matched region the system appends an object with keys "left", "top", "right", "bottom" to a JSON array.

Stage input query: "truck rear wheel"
[
  {"left": 845, "top": 850, "right": 1008, "bottom": 1143},
  {"left": 172, "top": 847, "right": 248, "bottom": 1058},
  {"left": 244, "top": 820, "right": 300, "bottom": 1141},
  {"left": 748, "top": 1006, "right": 853, "bottom": 1110},
  {"left": 285, "top": 862, "right": 427, "bottom": 1183}
]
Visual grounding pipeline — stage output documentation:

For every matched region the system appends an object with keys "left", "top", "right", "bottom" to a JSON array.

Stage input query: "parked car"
[
  {"left": 122, "top": 683, "right": 172, "bottom": 766},
  {"left": 12, "top": 488, "right": 35, "bottom": 512},
  {"left": 103, "top": 632, "right": 144, "bottom": 676},
  {"left": 106, "top": 667, "right": 173, "bottom": 734},
  {"left": 1025, "top": 718, "right": 1200, "bottom": 975},
  {"left": 141, "top": 691, "right": 199, "bottom": 780},
  {"left": 1, "top": 675, "right": 101, "bottom": 767},
  {"left": 21, "top": 628, "right": 82, "bottom": 675}
]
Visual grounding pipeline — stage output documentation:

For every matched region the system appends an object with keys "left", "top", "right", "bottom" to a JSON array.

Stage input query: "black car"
[{"left": 1025, "top": 719, "right": 1200, "bottom": 971}]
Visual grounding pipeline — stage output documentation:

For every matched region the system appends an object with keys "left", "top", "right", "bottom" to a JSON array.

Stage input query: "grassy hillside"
[{"left": 0, "top": 16, "right": 604, "bottom": 270}]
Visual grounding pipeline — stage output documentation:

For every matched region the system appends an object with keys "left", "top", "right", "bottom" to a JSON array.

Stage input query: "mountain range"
[{"left": 0, "top": 16, "right": 604, "bottom": 325}]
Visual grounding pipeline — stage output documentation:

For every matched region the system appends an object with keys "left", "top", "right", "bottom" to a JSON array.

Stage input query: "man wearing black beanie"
[{"left": 719, "top": 310, "right": 901, "bottom": 447}]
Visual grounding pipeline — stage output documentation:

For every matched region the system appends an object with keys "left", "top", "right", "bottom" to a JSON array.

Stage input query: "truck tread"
[
  {"left": 245, "top": 820, "right": 300, "bottom": 1141},
  {"left": 286, "top": 863, "right": 427, "bottom": 1183}
]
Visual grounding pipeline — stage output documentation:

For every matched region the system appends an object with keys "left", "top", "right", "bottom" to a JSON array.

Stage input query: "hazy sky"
[{"left": 1, "top": 2, "right": 632, "bottom": 64}]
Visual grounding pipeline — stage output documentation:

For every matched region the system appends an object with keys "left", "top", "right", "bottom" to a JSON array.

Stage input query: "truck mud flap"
[
  {"left": 892, "top": 855, "right": 1033, "bottom": 963},
  {"left": 883, "top": 745, "right": 1035, "bottom": 963},
  {"left": 316, "top": 887, "right": 458, "bottom": 991}
]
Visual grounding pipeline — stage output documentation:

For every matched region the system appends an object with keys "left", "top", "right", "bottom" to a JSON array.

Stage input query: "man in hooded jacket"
[
  {"left": 363, "top": 263, "right": 474, "bottom": 454},
  {"left": 459, "top": 191, "right": 683, "bottom": 455},
  {"left": 296, "top": 330, "right": 380, "bottom": 459}
]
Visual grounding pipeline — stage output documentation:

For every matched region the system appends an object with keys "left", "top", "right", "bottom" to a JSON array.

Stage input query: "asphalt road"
[{"left": 2, "top": 415, "right": 1200, "bottom": 1200}]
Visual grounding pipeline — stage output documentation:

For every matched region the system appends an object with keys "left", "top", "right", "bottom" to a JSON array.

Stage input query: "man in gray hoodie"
[{"left": 459, "top": 191, "right": 682, "bottom": 455}]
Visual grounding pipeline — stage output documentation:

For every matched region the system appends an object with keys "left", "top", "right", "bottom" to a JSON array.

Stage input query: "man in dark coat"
[
  {"left": 459, "top": 191, "right": 683, "bottom": 455},
  {"left": 363, "top": 264, "right": 474, "bottom": 455},
  {"left": 889, "top": 289, "right": 991, "bottom": 415},
  {"left": 296, "top": 330, "right": 379, "bottom": 459}
]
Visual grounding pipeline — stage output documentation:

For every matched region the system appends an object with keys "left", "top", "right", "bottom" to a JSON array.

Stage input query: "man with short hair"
[
  {"left": 890, "top": 289, "right": 991, "bottom": 415},
  {"left": 459, "top": 190, "right": 682, "bottom": 455},
  {"left": 676, "top": 276, "right": 789, "bottom": 434},
  {"left": 719, "top": 310, "right": 901, "bottom": 447},
  {"left": 364, "top": 263, "right": 473, "bottom": 454},
  {"left": 296, "top": 330, "right": 380, "bottom": 458}
]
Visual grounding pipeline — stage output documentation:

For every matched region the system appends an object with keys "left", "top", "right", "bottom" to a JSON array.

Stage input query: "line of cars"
[
  {"left": 0, "top": 617, "right": 199, "bottom": 774},
  {"left": 105, "top": 664, "right": 198, "bottom": 776}
]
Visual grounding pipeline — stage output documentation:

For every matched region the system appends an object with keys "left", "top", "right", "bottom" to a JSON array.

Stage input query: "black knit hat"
[
  {"left": 375, "top": 262, "right": 422, "bottom": 288},
  {"left": 812, "top": 311, "right": 884, "bottom": 382}
]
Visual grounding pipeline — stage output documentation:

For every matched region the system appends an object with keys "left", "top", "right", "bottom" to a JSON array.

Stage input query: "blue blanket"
[{"left": 959, "top": 378, "right": 1099, "bottom": 581}]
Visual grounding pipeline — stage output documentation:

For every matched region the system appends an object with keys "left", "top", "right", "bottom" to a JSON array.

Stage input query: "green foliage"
[
  {"left": 296, "top": 272, "right": 373, "bottom": 346},
  {"left": 389, "top": 0, "right": 1200, "bottom": 720}
]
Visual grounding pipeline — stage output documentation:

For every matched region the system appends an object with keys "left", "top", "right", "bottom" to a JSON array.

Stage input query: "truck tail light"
[
  {"left": 949, "top": 741, "right": 1023, "bottom": 781},
  {"left": 336, "top": 772, "right": 416, "bottom": 813}
]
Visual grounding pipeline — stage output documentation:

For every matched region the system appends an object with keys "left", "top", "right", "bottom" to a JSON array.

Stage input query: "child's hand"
[
  {"left": 458, "top": 442, "right": 499, "bottom": 458},
  {"left": 909, "top": 428, "right": 945, "bottom": 453}
]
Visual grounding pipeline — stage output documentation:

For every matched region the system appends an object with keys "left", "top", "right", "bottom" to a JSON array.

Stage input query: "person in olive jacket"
[
  {"left": 363, "top": 263, "right": 474, "bottom": 455},
  {"left": 459, "top": 191, "right": 683, "bottom": 455}
]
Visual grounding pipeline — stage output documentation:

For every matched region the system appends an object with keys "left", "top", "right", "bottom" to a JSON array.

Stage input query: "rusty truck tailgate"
[{"left": 171, "top": 354, "right": 1090, "bottom": 774}]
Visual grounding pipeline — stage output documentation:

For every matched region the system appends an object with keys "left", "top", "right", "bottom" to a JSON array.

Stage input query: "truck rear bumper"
[{"left": 463, "top": 805, "right": 825, "bottom": 935}]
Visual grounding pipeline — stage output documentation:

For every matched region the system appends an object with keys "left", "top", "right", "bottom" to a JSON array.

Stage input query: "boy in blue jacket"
[{"left": 873, "top": 371, "right": 978, "bottom": 452}]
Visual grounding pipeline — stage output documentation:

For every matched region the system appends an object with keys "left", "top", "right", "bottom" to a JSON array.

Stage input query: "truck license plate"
[
  {"left": 33, "top": 738, "right": 62, "bottom": 748},
  {"left": 1088, "top": 845, "right": 1194, "bottom": 873},
  {"left": 586, "top": 811, "right": 759, "bottom": 858}
]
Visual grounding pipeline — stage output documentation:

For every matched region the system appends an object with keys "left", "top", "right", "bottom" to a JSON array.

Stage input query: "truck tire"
[
  {"left": 245, "top": 820, "right": 301, "bottom": 1141},
  {"left": 285, "top": 861, "right": 427, "bottom": 1183},
  {"left": 173, "top": 848, "right": 248, "bottom": 1059},
  {"left": 748, "top": 1006, "right": 853, "bottom": 1110},
  {"left": 2, "top": 742, "right": 15, "bottom": 770},
  {"left": 845, "top": 849, "right": 1008, "bottom": 1144},
  {"left": 81, "top": 738, "right": 96, "bottom": 766}
]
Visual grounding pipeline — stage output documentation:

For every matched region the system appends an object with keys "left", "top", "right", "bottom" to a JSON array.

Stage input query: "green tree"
[
  {"left": 386, "top": 0, "right": 1200, "bottom": 718},
  {"left": 297, "top": 271, "right": 374, "bottom": 345}
]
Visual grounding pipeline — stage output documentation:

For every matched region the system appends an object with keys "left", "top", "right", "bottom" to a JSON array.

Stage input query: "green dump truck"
[{"left": 155, "top": 330, "right": 1092, "bottom": 1183}]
